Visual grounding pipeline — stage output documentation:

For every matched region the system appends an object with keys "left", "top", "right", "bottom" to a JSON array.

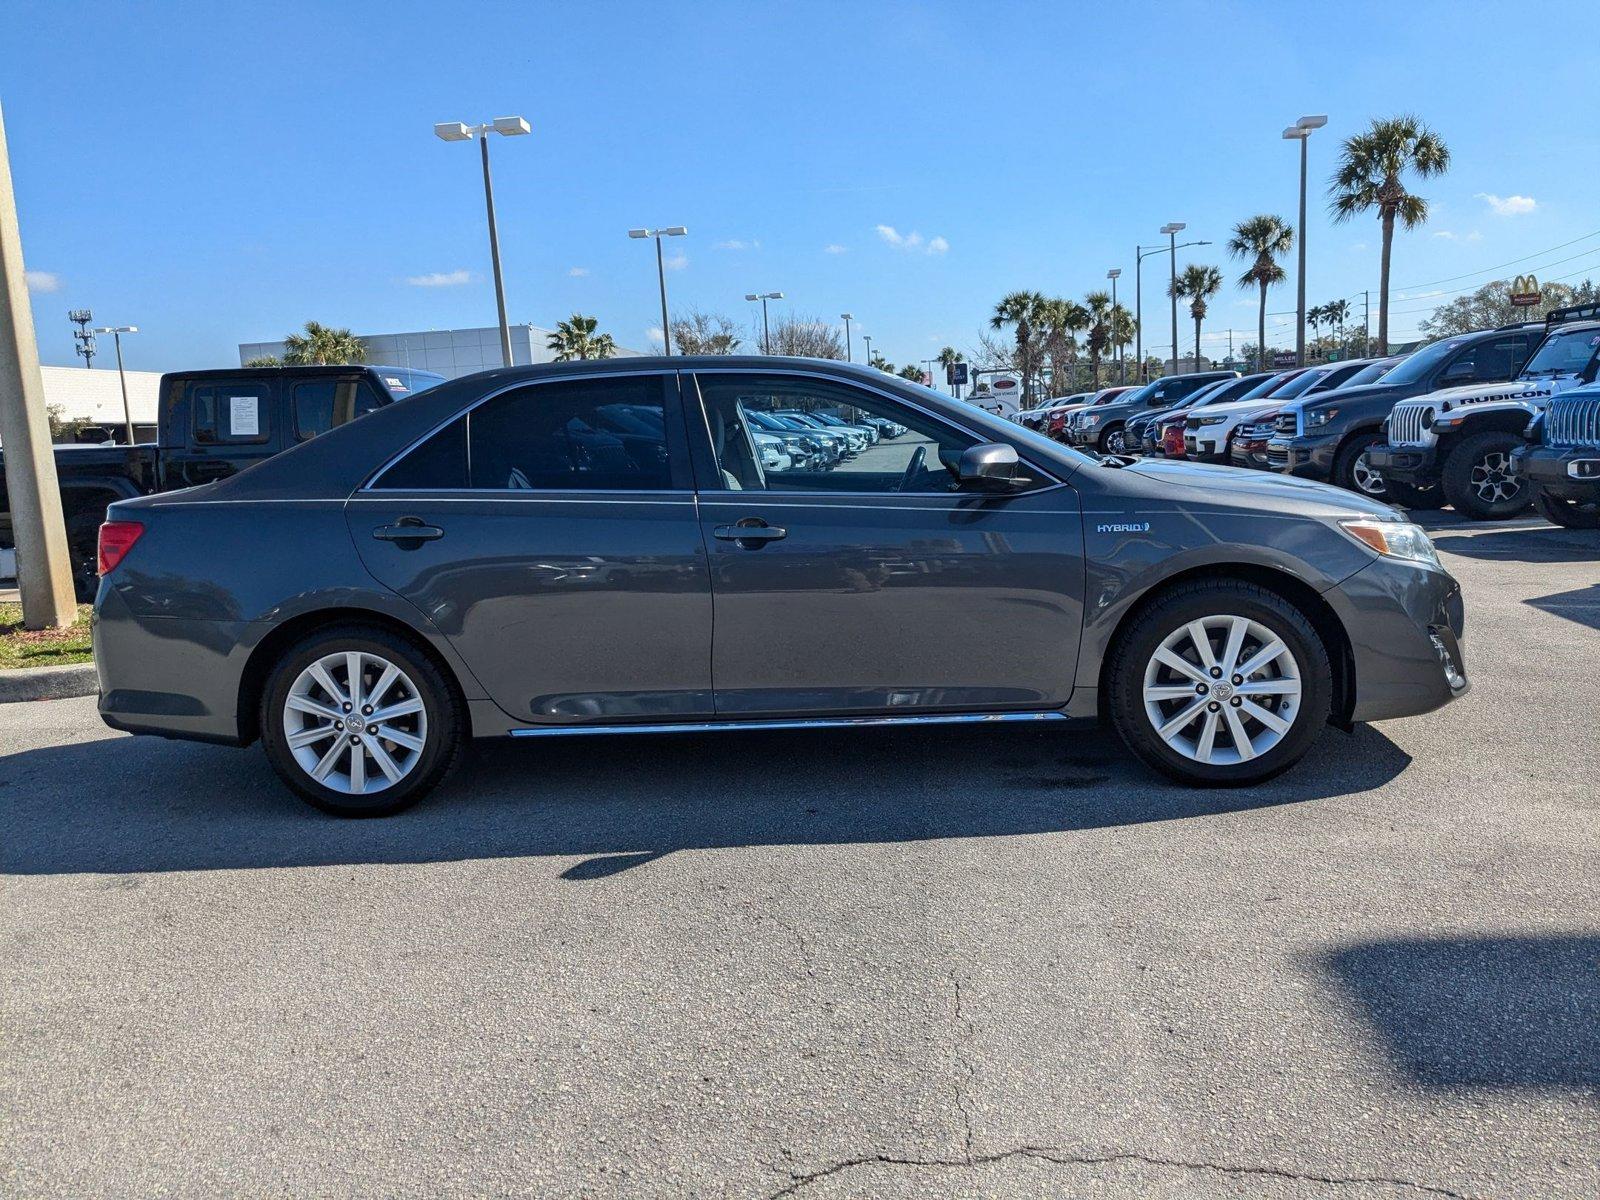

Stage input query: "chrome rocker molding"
[{"left": 507, "top": 711, "right": 1070, "bottom": 737}]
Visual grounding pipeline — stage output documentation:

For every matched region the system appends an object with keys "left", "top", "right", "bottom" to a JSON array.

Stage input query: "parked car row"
[{"left": 1013, "top": 303, "right": 1600, "bottom": 527}]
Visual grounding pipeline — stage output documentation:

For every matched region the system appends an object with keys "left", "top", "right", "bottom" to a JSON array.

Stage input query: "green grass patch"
[{"left": 0, "top": 602, "right": 94, "bottom": 670}]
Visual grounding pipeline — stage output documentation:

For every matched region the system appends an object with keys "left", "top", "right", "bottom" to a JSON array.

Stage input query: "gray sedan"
[{"left": 93, "top": 357, "right": 1467, "bottom": 815}]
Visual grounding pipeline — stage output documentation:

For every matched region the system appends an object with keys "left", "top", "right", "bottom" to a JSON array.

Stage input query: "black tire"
[
  {"left": 1441, "top": 431, "right": 1533, "bottom": 520},
  {"left": 1098, "top": 424, "right": 1128, "bottom": 455},
  {"left": 1333, "top": 432, "right": 1389, "bottom": 499},
  {"left": 66, "top": 511, "right": 103, "bottom": 603},
  {"left": 1383, "top": 480, "right": 1444, "bottom": 511},
  {"left": 1534, "top": 490, "right": 1600, "bottom": 529},
  {"left": 1105, "top": 580, "right": 1334, "bottom": 787},
  {"left": 260, "top": 624, "right": 464, "bottom": 817}
]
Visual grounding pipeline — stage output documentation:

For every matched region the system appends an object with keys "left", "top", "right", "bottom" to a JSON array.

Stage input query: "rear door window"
[
  {"left": 293, "top": 378, "right": 386, "bottom": 441},
  {"left": 190, "top": 382, "right": 271, "bottom": 445}
]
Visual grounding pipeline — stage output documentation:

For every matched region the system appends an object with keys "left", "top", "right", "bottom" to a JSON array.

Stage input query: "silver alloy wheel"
[
  {"left": 282, "top": 651, "right": 428, "bottom": 795},
  {"left": 1104, "top": 428, "right": 1127, "bottom": 454},
  {"left": 1142, "top": 615, "right": 1303, "bottom": 766},
  {"left": 1352, "top": 449, "right": 1387, "bottom": 496},
  {"left": 1469, "top": 451, "right": 1522, "bottom": 504}
]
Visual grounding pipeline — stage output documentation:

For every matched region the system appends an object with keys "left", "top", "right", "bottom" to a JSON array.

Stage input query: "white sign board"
[{"left": 229, "top": 395, "right": 260, "bottom": 437}]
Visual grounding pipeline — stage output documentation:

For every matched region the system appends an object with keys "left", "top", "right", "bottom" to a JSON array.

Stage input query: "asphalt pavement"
[{"left": 2, "top": 512, "right": 1596, "bottom": 1198}]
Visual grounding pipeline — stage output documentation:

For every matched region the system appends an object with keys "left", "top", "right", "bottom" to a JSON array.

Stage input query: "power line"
[{"left": 1389, "top": 228, "right": 1600, "bottom": 292}]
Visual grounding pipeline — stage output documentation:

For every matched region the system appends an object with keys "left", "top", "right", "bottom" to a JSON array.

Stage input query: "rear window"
[
  {"left": 293, "top": 379, "right": 386, "bottom": 441},
  {"left": 190, "top": 382, "right": 270, "bottom": 445}
]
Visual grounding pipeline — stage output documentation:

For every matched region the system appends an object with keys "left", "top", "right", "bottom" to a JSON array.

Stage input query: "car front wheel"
[
  {"left": 260, "top": 625, "right": 463, "bottom": 817},
  {"left": 1106, "top": 581, "right": 1333, "bottom": 787},
  {"left": 1335, "top": 433, "right": 1388, "bottom": 498},
  {"left": 1098, "top": 424, "right": 1128, "bottom": 455},
  {"left": 1534, "top": 490, "right": 1600, "bottom": 529},
  {"left": 1441, "top": 431, "right": 1533, "bottom": 520}
]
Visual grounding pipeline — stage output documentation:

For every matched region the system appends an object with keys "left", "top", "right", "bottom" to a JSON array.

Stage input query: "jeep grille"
[
  {"left": 1389, "top": 403, "right": 1431, "bottom": 447},
  {"left": 1546, "top": 394, "right": 1600, "bottom": 447}
]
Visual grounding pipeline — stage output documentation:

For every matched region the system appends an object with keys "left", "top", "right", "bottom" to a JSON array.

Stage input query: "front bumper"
[
  {"left": 1184, "top": 429, "right": 1230, "bottom": 462},
  {"left": 1367, "top": 442, "right": 1440, "bottom": 488},
  {"left": 1268, "top": 433, "right": 1339, "bottom": 480},
  {"left": 1511, "top": 444, "right": 1600, "bottom": 502},
  {"left": 1230, "top": 440, "right": 1272, "bottom": 469},
  {"left": 1327, "top": 555, "right": 1468, "bottom": 723}
]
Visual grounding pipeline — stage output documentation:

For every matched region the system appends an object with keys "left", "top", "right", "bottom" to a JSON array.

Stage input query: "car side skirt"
[{"left": 505, "top": 711, "right": 1071, "bottom": 738}]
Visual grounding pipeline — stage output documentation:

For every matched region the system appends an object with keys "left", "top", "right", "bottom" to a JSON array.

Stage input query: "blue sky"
[{"left": 7, "top": 0, "right": 1597, "bottom": 378}]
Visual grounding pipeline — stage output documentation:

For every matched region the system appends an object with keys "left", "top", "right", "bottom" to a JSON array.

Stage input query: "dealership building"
[{"left": 238, "top": 324, "right": 648, "bottom": 381}]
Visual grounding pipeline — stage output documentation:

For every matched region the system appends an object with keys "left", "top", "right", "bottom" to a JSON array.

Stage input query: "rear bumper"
[
  {"left": 1268, "top": 434, "right": 1338, "bottom": 480},
  {"left": 1367, "top": 442, "right": 1440, "bottom": 487},
  {"left": 1328, "top": 556, "right": 1468, "bottom": 723},
  {"left": 94, "top": 583, "right": 249, "bottom": 745},
  {"left": 1512, "top": 444, "right": 1600, "bottom": 501}
]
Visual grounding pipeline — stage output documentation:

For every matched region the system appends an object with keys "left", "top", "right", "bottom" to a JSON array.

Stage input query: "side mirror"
[{"left": 957, "top": 442, "right": 1022, "bottom": 489}]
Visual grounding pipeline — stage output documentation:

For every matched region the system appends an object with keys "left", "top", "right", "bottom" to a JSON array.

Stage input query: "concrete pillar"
[{"left": 0, "top": 99, "right": 77, "bottom": 629}]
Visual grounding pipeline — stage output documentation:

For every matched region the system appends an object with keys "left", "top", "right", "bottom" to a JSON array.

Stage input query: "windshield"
[
  {"left": 1334, "top": 359, "right": 1392, "bottom": 389},
  {"left": 1521, "top": 327, "right": 1600, "bottom": 376},
  {"left": 1268, "top": 368, "right": 1334, "bottom": 400},
  {"left": 1230, "top": 371, "right": 1292, "bottom": 403},
  {"left": 889, "top": 377, "right": 1098, "bottom": 469},
  {"left": 1377, "top": 338, "right": 1461, "bottom": 385}
]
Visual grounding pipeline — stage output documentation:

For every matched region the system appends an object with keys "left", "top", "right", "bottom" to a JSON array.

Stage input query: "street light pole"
[
  {"left": 629, "top": 227, "right": 688, "bottom": 355},
  {"left": 1284, "top": 115, "right": 1326, "bottom": 367},
  {"left": 434, "top": 116, "right": 531, "bottom": 368},
  {"left": 1162, "top": 222, "right": 1186, "bottom": 377},
  {"left": 841, "top": 313, "right": 853, "bottom": 362},
  {"left": 862, "top": 334, "right": 873, "bottom": 369},
  {"left": 744, "top": 292, "right": 782, "bottom": 353},
  {"left": 93, "top": 325, "right": 138, "bottom": 444},
  {"left": 922, "top": 358, "right": 937, "bottom": 390},
  {"left": 1106, "top": 268, "right": 1122, "bottom": 384},
  {"left": 1137, "top": 238, "right": 1210, "bottom": 382}
]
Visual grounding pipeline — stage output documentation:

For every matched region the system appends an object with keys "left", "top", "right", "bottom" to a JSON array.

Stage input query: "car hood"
[
  {"left": 1400, "top": 378, "right": 1563, "bottom": 410},
  {"left": 1121, "top": 457, "right": 1397, "bottom": 518},
  {"left": 1282, "top": 380, "right": 1410, "bottom": 413}
]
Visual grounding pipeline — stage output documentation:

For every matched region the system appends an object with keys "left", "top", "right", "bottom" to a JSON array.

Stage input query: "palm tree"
[
  {"left": 1083, "top": 291, "right": 1116, "bottom": 385},
  {"left": 1330, "top": 115, "right": 1451, "bottom": 354},
  {"left": 1169, "top": 264, "right": 1223, "bottom": 367},
  {"left": 242, "top": 355, "right": 281, "bottom": 367},
  {"left": 990, "top": 290, "right": 1049, "bottom": 400},
  {"left": 1109, "top": 304, "right": 1136, "bottom": 381},
  {"left": 936, "top": 345, "right": 962, "bottom": 393},
  {"left": 546, "top": 313, "right": 617, "bottom": 361},
  {"left": 1226, "top": 215, "right": 1295, "bottom": 371},
  {"left": 1038, "top": 297, "right": 1088, "bottom": 393},
  {"left": 282, "top": 320, "right": 366, "bottom": 365},
  {"left": 1322, "top": 298, "right": 1351, "bottom": 356}
]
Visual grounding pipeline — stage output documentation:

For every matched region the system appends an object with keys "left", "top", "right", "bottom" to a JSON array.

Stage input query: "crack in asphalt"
[
  {"left": 763, "top": 1146, "right": 1480, "bottom": 1198},
  {"left": 947, "top": 971, "right": 975, "bottom": 1164}
]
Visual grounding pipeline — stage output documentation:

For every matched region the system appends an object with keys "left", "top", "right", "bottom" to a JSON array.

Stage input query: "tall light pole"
[
  {"left": 744, "top": 291, "right": 782, "bottom": 353},
  {"left": 841, "top": 312, "right": 854, "bottom": 362},
  {"left": 862, "top": 334, "right": 874, "bottom": 369},
  {"left": 628, "top": 227, "right": 687, "bottom": 355},
  {"left": 1283, "top": 114, "right": 1327, "bottom": 367},
  {"left": 92, "top": 325, "right": 138, "bottom": 444},
  {"left": 922, "top": 358, "right": 937, "bottom": 390},
  {"left": 434, "top": 116, "right": 530, "bottom": 368},
  {"left": 1164, "top": 220, "right": 1190, "bottom": 376},
  {"left": 1106, "top": 268, "right": 1122, "bottom": 383},
  {"left": 1136, "top": 238, "right": 1209, "bottom": 382}
]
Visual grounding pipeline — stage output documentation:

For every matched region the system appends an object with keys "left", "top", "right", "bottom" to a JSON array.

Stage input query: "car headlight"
[
  {"left": 1339, "top": 519, "right": 1441, "bottom": 569},
  {"left": 1306, "top": 407, "right": 1338, "bottom": 428},
  {"left": 1191, "top": 415, "right": 1226, "bottom": 427},
  {"left": 1084, "top": 412, "right": 1105, "bottom": 425}
]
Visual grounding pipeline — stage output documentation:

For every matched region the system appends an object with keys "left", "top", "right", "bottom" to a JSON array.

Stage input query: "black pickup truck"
[{"left": 1, "top": 364, "right": 443, "bottom": 597}]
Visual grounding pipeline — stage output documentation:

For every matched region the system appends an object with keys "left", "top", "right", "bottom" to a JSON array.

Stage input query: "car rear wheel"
[
  {"left": 1334, "top": 433, "right": 1388, "bottom": 498},
  {"left": 1106, "top": 581, "right": 1333, "bottom": 787},
  {"left": 1441, "top": 431, "right": 1533, "bottom": 520},
  {"left": 1534, "top": 490, "right": 1600, "bottom": 529},
  {"left": 261, "top": 625, "right": 463, "bottom": 817}
]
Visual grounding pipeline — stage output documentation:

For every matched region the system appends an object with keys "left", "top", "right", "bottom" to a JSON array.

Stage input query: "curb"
[{"left": 0, "top": 663, "right": 98, "bottom": 704}]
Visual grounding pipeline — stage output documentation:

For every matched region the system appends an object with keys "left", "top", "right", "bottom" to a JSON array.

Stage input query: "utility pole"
[
  {"left": 840, "top": 313, "right": 853, "bottom": 362},
  {"left": 1363, "top": 290, "right": 1371, "bottom": 355},
  {"left": 70, "top": 308, "right": 95, "bottom": 367},
  {"left": 94, "top": 325, "right": 139, "bottom": 444},
  {"left": 0, "top": 100, "right": 77, "bottom": 627}
]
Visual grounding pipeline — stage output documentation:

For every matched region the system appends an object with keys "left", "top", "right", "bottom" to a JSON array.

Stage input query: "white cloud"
[
  {"left": 405, "top": 268, "right": 472, "bottom": 287},
  {"left": 1433, "top": 230, "right": 1483, "bottom": 243},
  {"left": 25, "top": 270, "right": 61, "bottom": 292},
  {"left": 664, "top": 253, "right": 688, "bottom": 271},
  {"left": 875, "top": 224, "right": 949, "bottom": 255},
  {"left": 567, "top": 266, "right": 590, "bottom": 277},
  {"left": 1476, "top": 192, "right": 1537, "bottom": 216},
  {"left": 646, "top": 326, "right": 665, "bottom": 347},
  {"left": 714, "top": 238, "right": 760, "bottom": 251},
  {"left": 824, "top": 243, "right": 847, "bottom": 255}
]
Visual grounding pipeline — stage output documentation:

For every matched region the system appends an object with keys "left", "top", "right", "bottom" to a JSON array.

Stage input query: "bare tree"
[
  {"left": 670, "top": 309, "right": 743, "bottom": 355},
  {"left": 764, "top": 313, "right": 845, "bottom": 359}
]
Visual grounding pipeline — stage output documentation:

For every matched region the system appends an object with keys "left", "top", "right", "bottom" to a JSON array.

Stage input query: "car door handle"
[
  {"left": 373, "top": 519, "right": 444, "bottom": 543},
  {"left": 713, "top": 521, "right": 787, "bottom": 545}
]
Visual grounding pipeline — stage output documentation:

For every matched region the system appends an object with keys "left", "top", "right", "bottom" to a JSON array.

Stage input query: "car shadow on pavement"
[
  {"left": 1526, "top": 583, "right": 1600, "bottom": 632},
  {"left": 1427, "top": 523, "right": 1598, "bottom": 564},
  {"left": 0, "top": 721, "right": 1411, "bottom": 878},
  {"left": 1317, "top": 935, "right": 1600, "bottom": 1090}
]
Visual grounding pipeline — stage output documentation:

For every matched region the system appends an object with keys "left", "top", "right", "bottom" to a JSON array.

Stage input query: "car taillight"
[{"left": 97, "top": 521, "right": 145, "bottom": 575}]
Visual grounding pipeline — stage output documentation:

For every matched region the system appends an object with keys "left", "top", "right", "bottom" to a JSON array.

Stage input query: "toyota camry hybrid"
[{"left": 92, "top": 357, "right": 1468, "bottom": 816}]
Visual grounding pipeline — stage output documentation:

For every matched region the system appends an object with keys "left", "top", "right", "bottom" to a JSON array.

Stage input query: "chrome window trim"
[
  {"left": 686, "top": 365, "right": 1067, "bottom": 492},
  {"left": 358, "top": 368, "right": 680, "bottom": 493}
]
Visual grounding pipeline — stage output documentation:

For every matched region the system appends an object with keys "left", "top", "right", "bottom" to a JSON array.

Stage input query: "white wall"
[{"left": 39, "top": 365, "right": 161, "bottom": 426}]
